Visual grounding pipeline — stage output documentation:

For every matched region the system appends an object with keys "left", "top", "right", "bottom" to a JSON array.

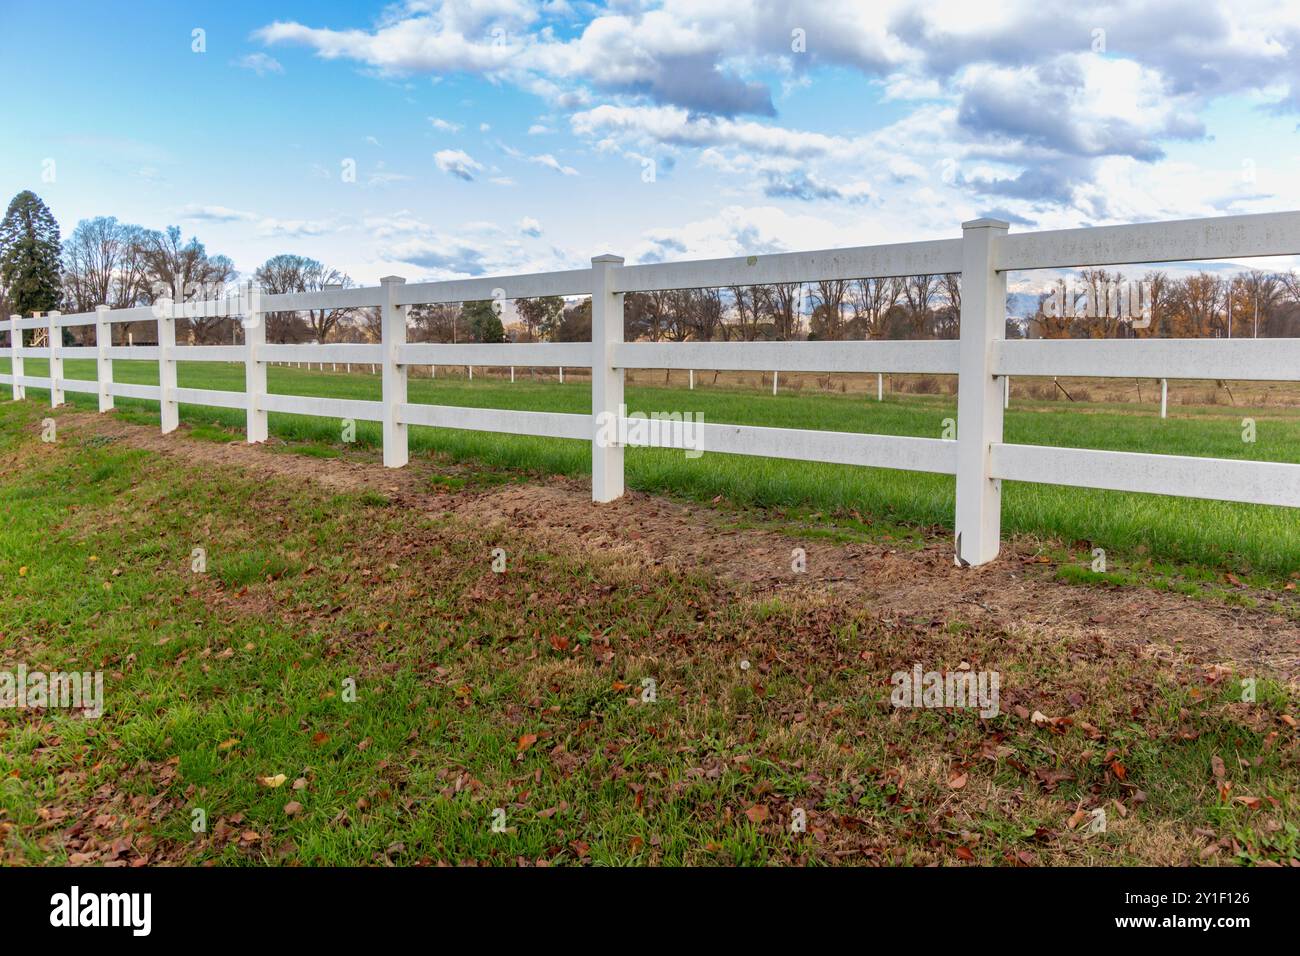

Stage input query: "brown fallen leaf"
[
  {"left": 947, "top": 771, "right": 968, "bottom": 790},
  {"left": 744, "top": 805, "right": 769, "bottom": 824},
  {"left": 284, "top": 801, "right": 303, "bottom": 817},
  {"left": 517, "top": 733, "right": 539, "bottom": 754}
]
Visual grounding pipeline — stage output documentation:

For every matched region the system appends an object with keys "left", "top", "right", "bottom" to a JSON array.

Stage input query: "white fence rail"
[{"left": 5, "top": 211, "right": 1300, "bottom": 566}]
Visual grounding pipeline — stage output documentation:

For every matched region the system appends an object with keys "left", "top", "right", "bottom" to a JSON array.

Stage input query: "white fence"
[{"left": 5, "top": 210, "right": 1300, "bottom": 566}]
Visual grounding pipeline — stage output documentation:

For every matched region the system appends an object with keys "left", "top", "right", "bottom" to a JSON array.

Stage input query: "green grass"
[
  {"left": 1, "top": 399, "right": 1294, "bottom": 866},
  {"left": 4, "top": 356, "right": 1299, "bottom": 577}
]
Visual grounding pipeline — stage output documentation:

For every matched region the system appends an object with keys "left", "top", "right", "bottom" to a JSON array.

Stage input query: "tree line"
[{"left": 4, "top": 190, "right": 1298, "bottom": 349}]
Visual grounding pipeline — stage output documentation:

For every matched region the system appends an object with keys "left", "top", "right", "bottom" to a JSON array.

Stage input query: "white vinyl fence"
[{"left": 6, "top": 211, "right": 1300, "bottom": 566}]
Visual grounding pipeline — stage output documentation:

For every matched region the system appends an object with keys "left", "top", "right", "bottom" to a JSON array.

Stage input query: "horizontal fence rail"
[{"left": 5, "top": 210, "right": 1300, "bottom": 566}]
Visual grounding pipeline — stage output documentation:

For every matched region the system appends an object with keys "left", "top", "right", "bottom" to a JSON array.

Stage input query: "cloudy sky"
[{"left": 4, "top": 0, "right": 1300, "bottom": 288}]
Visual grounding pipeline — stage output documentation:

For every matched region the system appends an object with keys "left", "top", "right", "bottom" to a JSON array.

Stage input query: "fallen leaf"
[
  {"left": 258, "top": 773, "right": 287, "bottom": 788},
  {"left": 744, "top": 805, "right": 769, "bottom": 824},
  {"left": 947, "top": 772, "right": 968, "bottom": 790},
  {"left": 284, "top": 801, "right": 303, "bottom": 817}
]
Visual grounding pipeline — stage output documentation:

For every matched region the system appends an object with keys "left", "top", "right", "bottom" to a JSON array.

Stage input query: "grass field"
[
  {"left": 4, "top": 356, "right": 1298, "bottom": 579},
  {"left": 1, "top": 398, "right": 1295, "bottom": 866}
]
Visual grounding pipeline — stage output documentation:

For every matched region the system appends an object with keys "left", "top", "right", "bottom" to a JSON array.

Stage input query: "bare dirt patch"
[{"left": 64, "top": 410, "right": 1300, "bottom": 685}]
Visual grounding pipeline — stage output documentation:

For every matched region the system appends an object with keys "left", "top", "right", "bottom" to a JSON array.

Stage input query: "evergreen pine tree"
[{"left": 0, "top": 190, "right": 63, "bottom": 318}]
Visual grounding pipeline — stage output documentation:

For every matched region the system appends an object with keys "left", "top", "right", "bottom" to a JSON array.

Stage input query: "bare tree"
[
  {"left": 408, "top": 303, "right": 459, "bottom": 343},
  {"left": 727, "top": 285, "right": 763, "bottom": 341},
  {"left": 809, "top": 279, "right": 848, "bottom": 340},
  {"left": 62, "top": 216, "right": 125, "bottom": 314},
  {"left": 1179, "top": 272, "right": 1226, "bottom": 338},
  {"left": 932, "top": 273, "right": 961, "bottom": 339},
  {"left": 850, "top": 277, "right": 898, "bottom": 339},
  {"left": 664, "top": 290, "right": 693, "bottom": 342},
  {"left": 253, "top": 254, "right": 354, "bottom": 344},
  {"left": 764, "top": 283, "right": 802, "bottom": 340},
  {"left": 137, "top": 226, "right": 238, "bottom": 343},
  {"left": 900, "top": 274, "right": 940, "bottom": 338},
  {"left": 684, "top": 287, "right": 724, "bottom": 341}
]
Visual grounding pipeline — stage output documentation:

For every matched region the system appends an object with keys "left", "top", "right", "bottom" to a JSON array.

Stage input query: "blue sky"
[{"left": 4, "top": 0, "right": 1300, "bottom": 291}]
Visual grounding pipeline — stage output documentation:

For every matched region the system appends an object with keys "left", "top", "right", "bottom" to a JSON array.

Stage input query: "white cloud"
[
  {"left": 429, "top": 116, "right": 463, "bottom": 132},
  {"left": 234, "top": 52, "right": 284, "bottom": 77},
  {"left": 528, "top": 152, "right": 578, "bottom": 175},
  {"left": 179, "top": 203, "right": 333, "bottom": 237},
  {"left": 519, "top": 216, "right": 543, "bottom": 237},
  {"left": 434, "top": 148, "right": 484, "bottom": 180}
]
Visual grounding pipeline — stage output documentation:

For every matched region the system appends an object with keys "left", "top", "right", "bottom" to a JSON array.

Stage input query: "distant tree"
[
  {"left": 849, "top": 277, "right": 898, "bottom": 340},
  {"left": 409, "top": 302, "right": 459, "bottom": 342},
  {"left": 138, "top": 226, "right": 239, "bottom": 343},
  {"left": 1233, "top": 270, "right": 1282, "bottom": 338},
  {"left": 727, "top": 285, "right": 764, "bottom": 341},
  {"left": 61, "top": 217, "right": 156, "bottom": 344},
  {"left": 809, "top": 280, "right": 848, "bottom": 340},
  {"left": 764, "top": 283, "right": 802, "bottom": 340},
  {"left": 253, "top": 254, "right": 353, "bottom": 344},
  {"left": 553, "top": 298, "right": 591, "bottom": 342},
  {"left": 1179, "top": 272, "right": 1226, "bottom": 338},
  {"left": 0, "top": 190, "right": 62, "bottom": 318},
  {"left": 900, "top": 274, "right": 940, "bottom": 338},
  {"left": 664, "top": 290, "right": 693, "bottom": 341},
  {"left": 933, "top": 273, "right": 961, "bottom": 339},
  {"left": 686, "top": 287, "right": 724, "bottom": 341},
  {"left": 515, "top": 295, "right": 565, "bottom": 342},
  {"left": 623, "top": 292, "right": 654, "bottom": 341},
  {"left": 461, "top": 300, "right": 506, "bottom": 343}
]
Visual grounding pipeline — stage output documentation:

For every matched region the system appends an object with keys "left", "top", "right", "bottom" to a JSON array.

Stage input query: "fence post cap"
[
  {"left": 591, "top": 254, "right": 624, "bottom": 265},
  {"left": 95, "top": 304, "right": 110, "bottom": 313},
  {"left": 379, "top": 275, "right": 406, "bottom": 285},
  {"left": 962, "top": 218, "right": 1010, "bottom": 231}
]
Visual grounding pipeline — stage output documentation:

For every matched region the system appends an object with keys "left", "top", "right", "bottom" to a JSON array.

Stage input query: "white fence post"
[
  {"left": 1160, "top": 378, "right": 1168, "bottom": 419},
  {"left": 245, "top": 299, "right": 268, "bottom": 443},
  {"left": 1003, "top": 374, "right": 1010, "bottom": 409},
  {"left": 95, "top": 305, "right": 113, "bottom": 412},
  {"left": 48, "top": 311, "right": 64, "bottom": 407},
  {"left": 772, "top": 371, "right": 779, "bottom": 395},
  {"left": 380, "top": 275, "right": 408, "bottom": 468},
  {"left": 157, "top": 301, "right": 178, "bottom": 433},
  {"left": 954, "top": 218, "right": 1009, "bottom": 567},
  {"left": 591, "top": 254, "right": 625, "bottom": 502},
  {"left": 10, "top": 315, "right": 24, "bottom": 401},
  {"left": 877, "top": 372, "right": 883, "bottom": 401}
]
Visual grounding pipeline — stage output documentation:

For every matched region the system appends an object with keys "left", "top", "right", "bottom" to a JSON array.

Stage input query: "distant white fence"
[{"left": 6, "top": 211, "right": 1300, "bottom": 566}]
